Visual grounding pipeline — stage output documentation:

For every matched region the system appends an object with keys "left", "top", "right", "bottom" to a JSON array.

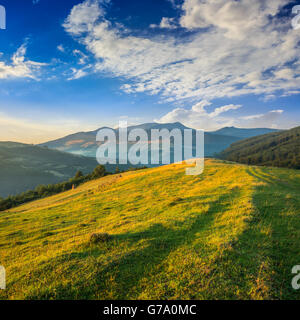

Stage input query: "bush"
[
  {"left": 89, "top": 233, "right": 111, "bottom": 244},
  {"left": 92, "top": 165, "right": 106, "bottom": 179}
]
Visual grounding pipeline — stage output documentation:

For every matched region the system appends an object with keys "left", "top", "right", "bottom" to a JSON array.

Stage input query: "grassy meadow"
[{"left": 0, "top": 159, "right": 299, "bottom": 300}]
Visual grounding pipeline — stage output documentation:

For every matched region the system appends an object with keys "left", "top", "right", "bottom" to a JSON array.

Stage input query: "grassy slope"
[{"left": 0, "top": 159, "right": 299, "bottom": 300}]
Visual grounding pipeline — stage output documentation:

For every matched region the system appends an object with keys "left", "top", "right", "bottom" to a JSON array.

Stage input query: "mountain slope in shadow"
[{"left": 0, "top": 142, "right": 98, "bottom": 197}]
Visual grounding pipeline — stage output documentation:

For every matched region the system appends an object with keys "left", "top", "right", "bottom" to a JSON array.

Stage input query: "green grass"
[{"left": 0, "top": 159, "right": 300, "bottom": 300}]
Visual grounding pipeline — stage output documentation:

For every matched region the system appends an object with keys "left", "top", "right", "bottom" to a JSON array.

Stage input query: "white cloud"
[
  {"left": 210, "top": 104, "right": 242, "bottom": 117},
  {"left": 68, "top": 67, "right": 89, "bottom": 80},
  {"left": 167, "top": 0, "right": 181, "bottom": 9},
  {"left": 180, "top": 0, "right": 285, "bottom": 40},
  {"left": 64, "top": 0, "right": 300, "bottom": 105},
  {"left": 0, "top": 44, "right": 46, "bottom": 80},
  {"left": 73, "top": 49, "right": 88, "bottom": 65},
  {"left": 63, "top": 0, "right": 108, "bottom": 35},
  {"left": 57, "top": 44, "right": 65, "bottom": 52},
  {"left": 151, "top": 17, "right": 177, "bottom": 29},
  {"left": 161, "top": 17, "right": 177, "bottom": 29},
  {"left": 156, "top": 102, "right": 243, "bottom": 130},
  {"left": 192, "top": 100, "right": 211, "bottom": 112},
  {"left": 156, "top": 102, "right": 286, "bottom": 130},
  {"left": 241, "top": 109, "right": 283, "bottom": 120},
  {"left": 239, "top": 110, "right": 284, "bottom": 128}
]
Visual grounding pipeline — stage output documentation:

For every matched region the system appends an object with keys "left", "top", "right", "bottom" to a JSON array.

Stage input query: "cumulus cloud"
[
  {"left": 180, "top": 0, "right": 285, "bottom": 39},
  {"left": 63, "top": 0, "right": 300, "bottom": 105},
  {"left": 151, "top": 17, "right": 177, "bottom": 29},
  {"left": 156, "top": 102, "right": 242, "bottom": 130},
  {"left": 0, "top": 44, "right": 46, "bottom": 80},
  {"left": 210, "top": 104, "right": 242, "bottom": 117},
  {"left": 63, "top": 0, "right": 108, "bottom": 35},
  {"left": 156, "top": 102, "right": 285, "bottom": 130},
  {"left": 192, "top": 100, "right": 212, "bottom": 112}
]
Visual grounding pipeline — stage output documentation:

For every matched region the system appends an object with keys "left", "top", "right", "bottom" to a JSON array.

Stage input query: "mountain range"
[
  {"left": 39, "top": 122, "right": 280, "bottom": 158},
  {"left": 0, "top": 123, "right": 280, "bottom": 197}
]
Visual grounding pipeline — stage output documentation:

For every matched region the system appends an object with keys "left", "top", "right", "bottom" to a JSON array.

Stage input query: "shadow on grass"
[
  {"left": 211, "top": 167, "right": 300, "bottom": 299},
  {"left": 25, "top": 189, "right": 242, "bottom": 300}
]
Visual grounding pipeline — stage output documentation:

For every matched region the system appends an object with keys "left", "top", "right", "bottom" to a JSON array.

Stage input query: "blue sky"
[{"left": 0, "top": 0, "right": 299, "bottom": 143}]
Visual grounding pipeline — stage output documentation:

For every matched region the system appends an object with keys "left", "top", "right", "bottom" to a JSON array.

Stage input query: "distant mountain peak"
[{"left": 39, "top": 122, "right": 280, "bottom": 159}]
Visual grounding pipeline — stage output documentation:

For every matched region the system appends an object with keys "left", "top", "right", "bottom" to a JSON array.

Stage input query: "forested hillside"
[{"left": 219, "top": 126, "right": 300, "bottom": 169}]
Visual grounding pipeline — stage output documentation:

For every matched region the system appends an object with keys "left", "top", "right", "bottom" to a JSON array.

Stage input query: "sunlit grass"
[{"left": 0, "top": 159, "right": 299, "bottom": 300}]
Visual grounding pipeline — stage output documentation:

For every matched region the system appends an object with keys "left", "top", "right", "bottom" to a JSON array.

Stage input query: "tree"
[
  {"left": 92, "top": 165, "right": 106, "bottom": 179},
  {"left": 74, "top": 170, "right": 84, "bottom": 179}
]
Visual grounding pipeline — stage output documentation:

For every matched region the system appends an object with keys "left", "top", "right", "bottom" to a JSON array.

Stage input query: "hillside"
[
  {"left": 219, "top": 126, "right": 300, "bottom": 169},
  {"left": 39, "top": 122, "right": 241, "bottom": 158},
  {"left": 0, "top": 142, "right": 98, "bottom": 198},
  {"left": 0, "top": 160, "right": 299, "bottom": 300}
]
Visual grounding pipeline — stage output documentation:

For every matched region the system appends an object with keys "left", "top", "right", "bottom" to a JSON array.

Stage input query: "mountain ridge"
[
  {"left": 211, "top": 126, "right": 281, "bottom": 139},
  {"left": 39, "top": 122, "right": 278, "bottom": 158}
]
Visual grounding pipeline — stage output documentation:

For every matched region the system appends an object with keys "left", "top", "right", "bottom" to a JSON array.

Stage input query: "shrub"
[
  {"left": 92, "top": 165, "right": 106, "bottom": 179},
  {"left": 89, "top": 233, "right": 111, "bottom": 244}
]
